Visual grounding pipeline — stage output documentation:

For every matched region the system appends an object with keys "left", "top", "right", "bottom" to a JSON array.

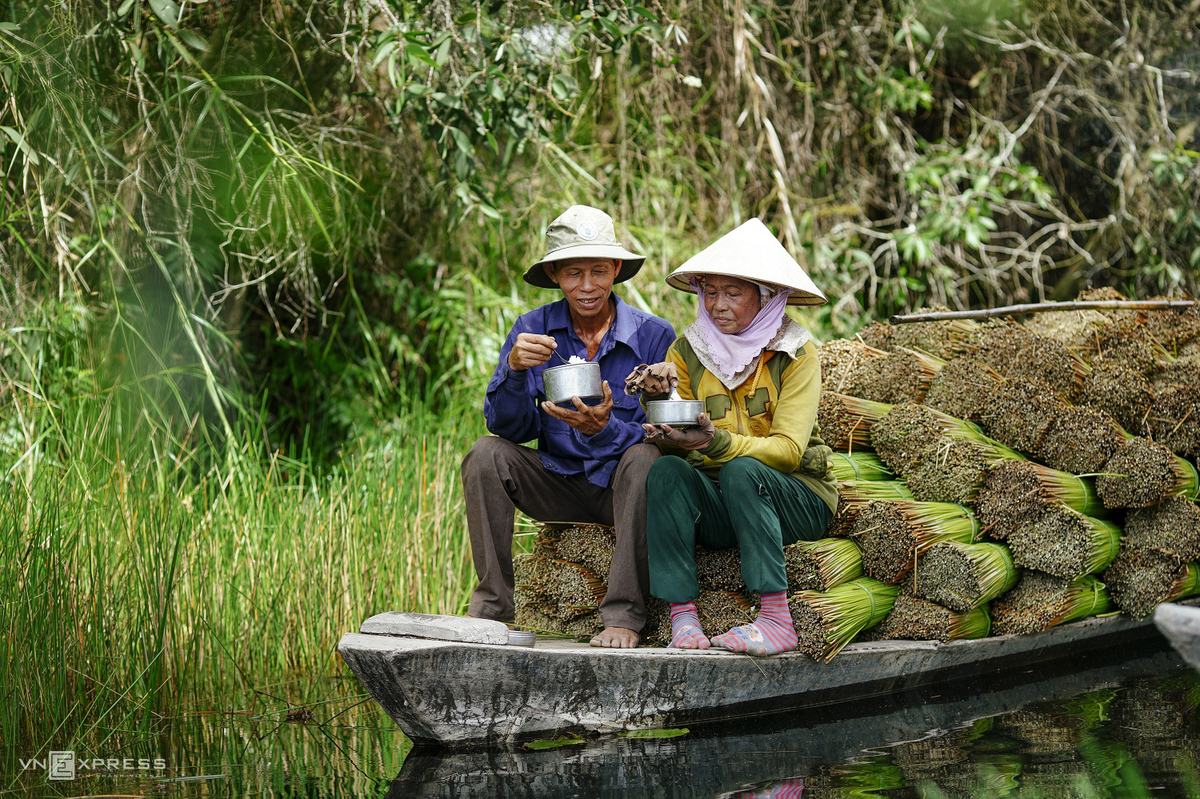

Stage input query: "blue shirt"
[{"left": 484, "top": 294, "right": 676, "bottom": 488}]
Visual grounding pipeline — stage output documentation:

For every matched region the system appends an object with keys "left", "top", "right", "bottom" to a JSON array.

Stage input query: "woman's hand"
[
  {"left": 642, "top": 413, "right": 715, "bottom": 451},
  {"left": 624, "top": 362, "right": 679, "bottom": 398}
]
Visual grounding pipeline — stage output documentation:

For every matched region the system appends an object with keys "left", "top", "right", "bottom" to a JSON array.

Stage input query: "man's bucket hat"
[
  {"left": 524, "top": 205, "right": 647, "bottom": 288},
  {"left": 666, "top": 218, "right": 828, "bottom": 306}
]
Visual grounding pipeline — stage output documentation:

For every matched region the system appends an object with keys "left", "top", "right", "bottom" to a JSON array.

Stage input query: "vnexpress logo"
[{"left": 47, "top": 751, "right": 74, "bottom": 780}]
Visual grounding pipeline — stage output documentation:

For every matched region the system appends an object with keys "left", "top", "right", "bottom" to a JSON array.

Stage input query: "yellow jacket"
[{"left": 657, "top": 335, "right": 839, "bottom": 514}]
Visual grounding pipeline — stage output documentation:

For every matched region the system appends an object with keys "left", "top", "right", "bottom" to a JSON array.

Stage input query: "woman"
[{"left": 626, "top": 219, "right": 837, "bottom": 657}]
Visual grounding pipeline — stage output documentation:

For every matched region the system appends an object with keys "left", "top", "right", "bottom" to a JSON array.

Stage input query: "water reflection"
[{"left": 392, "top": 647, "right": 1199, "bottom": 798}]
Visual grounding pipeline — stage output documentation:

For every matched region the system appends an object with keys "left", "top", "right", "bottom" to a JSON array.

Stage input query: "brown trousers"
[{"left": 462, "top": 437, "right": 660, "bottom": 632}]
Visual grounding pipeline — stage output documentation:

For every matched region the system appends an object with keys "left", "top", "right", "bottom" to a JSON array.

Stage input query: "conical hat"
[{"left": 666, "top": 218, "right": 827, "bottom": 306}]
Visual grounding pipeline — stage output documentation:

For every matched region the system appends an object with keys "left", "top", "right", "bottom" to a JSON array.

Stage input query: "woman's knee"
[{"left": 718, "top": 457, "right": 772, "bottom": 493}]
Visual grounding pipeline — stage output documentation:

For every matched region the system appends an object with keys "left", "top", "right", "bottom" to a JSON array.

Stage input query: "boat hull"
[
  {"left": 338, "top": 600, "right": 1198, "bottom": 747},
  {"left": 1154, "top": 602, "right": 1200, "bottom": 671}
]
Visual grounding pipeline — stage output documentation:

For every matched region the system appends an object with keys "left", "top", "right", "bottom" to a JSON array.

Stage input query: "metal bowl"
[
  {"left": 507, "top": 629, "right": 537, "bottom": 647},
  {"left": 645, "top": 399, "right": 705, "bottom": 427},
  {"left": 542, "top": 362, "right": 602, "bottom": 404}
]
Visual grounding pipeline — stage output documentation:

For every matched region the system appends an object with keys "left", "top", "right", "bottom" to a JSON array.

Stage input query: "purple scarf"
[{"left": 692, "top": 278, "right": 792, "bottom": 381}]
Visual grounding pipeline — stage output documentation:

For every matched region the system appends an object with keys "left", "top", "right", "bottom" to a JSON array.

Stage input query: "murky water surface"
[{"left": 8, "top": 646, "right": 1198, "bottom": 797}]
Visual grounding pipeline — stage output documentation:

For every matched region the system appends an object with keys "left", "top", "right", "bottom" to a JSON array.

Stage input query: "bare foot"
[{"left": 590, "top": 626, "right": 639, "bottom": 648}]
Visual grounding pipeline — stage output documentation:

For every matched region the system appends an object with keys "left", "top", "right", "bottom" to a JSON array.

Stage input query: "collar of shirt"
[{"left": 544, "top": 293, "right": 638, "bottom": 360}]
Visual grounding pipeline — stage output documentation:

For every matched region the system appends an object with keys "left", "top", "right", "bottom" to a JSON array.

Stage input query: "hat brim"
[
  {"left": 524, "top": 243, "right": 647, "bottom": 288},
  {"left": 665, "top": 271, "right": 828, "bottom": 306}
]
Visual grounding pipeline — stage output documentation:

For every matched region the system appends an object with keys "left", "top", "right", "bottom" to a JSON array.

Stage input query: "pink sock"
[
  {"left": 711, "top": 591, "right": 798, "bottom": 656},
  {"left": 668, "top": 601, "right": 710, "bottom": 649}
]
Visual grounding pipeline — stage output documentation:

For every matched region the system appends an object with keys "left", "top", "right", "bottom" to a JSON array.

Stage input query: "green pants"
[{"left": 647, "top": 455, "right": 833, "bottom": 602}]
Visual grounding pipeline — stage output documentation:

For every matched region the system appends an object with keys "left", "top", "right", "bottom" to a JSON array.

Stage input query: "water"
[{"left": 9, "top": 645, "right": 1198, "bottom": 797}]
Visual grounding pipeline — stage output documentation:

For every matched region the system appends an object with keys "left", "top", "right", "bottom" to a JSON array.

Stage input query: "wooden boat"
[
  {"left": 1154, "top": 602, "right": 1200, "bottom": 670},
  {"left": 337, "top": 598, "right": 1200, "bottom": 748}
]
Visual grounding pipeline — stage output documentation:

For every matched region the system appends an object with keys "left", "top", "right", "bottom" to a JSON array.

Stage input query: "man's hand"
[
  {"left": 542, "top": 380, "right": 614, "bottom": 436},
  {"left": 508, "top": 333, "right": 558, "bottom": 372},
  {"left": 641, "top": 412, "right": 715, "bottom": 451},
  {"left": 624, "top": 361, "right": 679, "bottom": 398}
]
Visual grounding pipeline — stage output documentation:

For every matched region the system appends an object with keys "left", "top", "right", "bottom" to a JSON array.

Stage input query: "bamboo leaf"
[
  {"left": 178, "top": 29, "right": 209, "bottom": 52},
  {"left": 1, "top": 126, "right": 40, "bottom": 166},
  {"left": 148, "top": 0, "right": 180, "bottom": 28}
]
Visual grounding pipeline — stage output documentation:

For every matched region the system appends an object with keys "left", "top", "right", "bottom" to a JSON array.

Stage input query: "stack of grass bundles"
[
  {"left": 1123, "top": 497, "right": 1200, "bottom": 562},
  {"left": 872, "top": 402, "right": 1024, "bottom": 484},
  {"left": 1021, "top": 287, "right": 1130, "bottom": 348},
  {"left": 553, "top": 523, "right": 615, "bottom": 580},
  {"left": 921, "top": 357, "right": 1002, "bottom": 423},
  {"left": 532, "top": 558, "right": 607, "bottom": 619},
  {"left": 1081, "top": 361, "right": 1153, "bottom": 436},
  {"left": 975, "top": 460, "right": 1105, "bottom": 541},
  {"left": 1146, "top": 363, "right": 1200, "bottom": 458},
  {"left": 830, "top": 479, "right": 913, "bottom": 536},
  {"left": 869, "top": 594, "right": 991, "bottom": 642},
  {"left": 818, "top": 339, "right": 884, "bottom": 391},
  {"left": 1039, "top": 405, "right": 1128, "bottom": 475},
  {"left": 961, "top": 321, "right": 1089, "bottom": 402},
  {"left": 696, "top": 545, "right": 744, "bottom": 592},
  {"left": 788, "top": 577, "right": 899, "bottom": 661},
  {"left": 1096, "top": 436, "right": 1200, "bottom": 509},
  {"left": 980, "top": 377, "right": 1066, "bottom": 455},
  {"left": 991, "top": 572, "right": 1112, "bottom": 635},
  {"left": 784, "top": 537, "right": 864, "bottom": 591},
  {"left": 1006, "top": 506, "right": 1122, "bottom": 580},
  {"left": 858, "top": 314, "right": 979, "bottom": 360},
  {"left": 696, "top": 589, "right": 758, "bottom": 637},
  {"left": 849, "top": 500, "right": 978, "bottom": 585},
  {"left": 513, "top": 553, "right": 604, "bottom": 636},
  {"left": 914, "top": 541, "right": 1019, "bottom": 612},
  {"left": 840, "top": 347, "right": 947, "bottom": 405},
  {"left": 829, "top": 451, "right": 894, "bottom": 482},
  {"left": 1142, "top": 297, "right": 1200, "bottom": 357},
  {"left": 1103, "top": 552, "right": 1200, "bottom": 618},
  {"left": 818, "top": 393, "right": 893, "bottom": 451}
]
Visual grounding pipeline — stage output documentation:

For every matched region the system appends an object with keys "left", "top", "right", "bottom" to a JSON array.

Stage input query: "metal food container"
[
  {"left": 645, "top": 399, "right": 705, "bottom": 427},
  {"left": 542, "top": 362, "right": 602, "bottom": 404},
  {"left": 507, "top": 630, "right": 537, "bottom": 647}
]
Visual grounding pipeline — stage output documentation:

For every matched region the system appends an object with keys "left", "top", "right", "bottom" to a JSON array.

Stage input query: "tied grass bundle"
[
  {"left": 914, "top": 541, "right": 1019, "bottom": 612},
  {"left": 903, "top": 437, "right": 1024, "bottom": 505},
  {"left": 962, "top": 321, "right": 1090, "bottom": 401},
  {"left": 788, "top": 577, "right": 899, "bottom": 662},
  {"left": 696, "top": 589, "right": 758, "bottom": 637},
  {"left": 830, "top": 451, "right": 894, "bottom": 482},
  {"left": 818, "top": 393, "right": 894, "bottom": 451},
  {"left": 818, "top": 340, "right": 888, "bottom": 392},
  {"left": 976, "top": 461, "right": 1106, "bottom": 540},
  {"left": 869, "top": 594, "right": 991, "bottom": 643},
  {"left": 858, "top": 315, "right": 980, "bottom": 360},
  {"left": 554, "top": 524, "right": 616, "bottom": 580},
  {"left": 983, "top": 378, "right": 1065, "bottom": 455},
  {"left": 1081, "top": 361, "right": 1153, "bottom": 437},
  {"left": 532, "top": 524, "right": 562, "bottom": 559},
  {"left": 872, "top": 403, "right": 1024, "bottom": 478},
  {"left": 643, "top": 598, "right": 672, "bottom": 646},
  {"left": 991, "top": 573, "right": 1112, "bottom": 636},
  {"left": 516, "top": 555, "right": 607, "bottom": 620},
  {"left": 696, "top": 545, "right": 744, "bottom": 592},
  {"left": 921, "top": 357, "right": 1003, "bottom": 424},
  {"left": 1096, "top": 437, "right": 1200, "bottom": 509},
  {"left": 1039, "top": 406, "right": 1127, "bottom": 475},
  {"left": 1103, "top": 550, "right": 1200, "bottom": 619},
  {"left": 849, "top": 500, "right": 979, "bottom": 585},
  {"left": 1141, "top": 297, "right": 1200, "bottom": 355},
  {"left": 1146, "top": 363, "right": 1200, "bottom": 458},
  {"left": 842, "top": 347, "right": 948, "bottom": 405},
  {"left": 1007, "top": 506, "right": 1122, "bottom": 580},
  {"left": 1124, "top": 497, "right": 1200, "bottom": 562},
  {"left": 514, "top": 554, "right": 604, "bottom": 636},
  {"left": 831, "top": 480, "right": 914, "bottom": 536},
  {"left": 784, "top": 537, "right": 864, "bottom": 591}
]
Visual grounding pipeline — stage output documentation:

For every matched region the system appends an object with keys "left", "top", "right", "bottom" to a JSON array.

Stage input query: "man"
[{"left": 462, "top": 205, "right": 675, "bottom": 648}]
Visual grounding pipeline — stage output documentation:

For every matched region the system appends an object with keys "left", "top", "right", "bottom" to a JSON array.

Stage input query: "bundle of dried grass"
[
  {"left": 518, "top": 556, "right": 607, "bottom": 620},
  {"left": 903, "top": 438, "right": 1013, "bottom": 505},
  {"left": 788, "top": 577, "right": 899, "bottom": 661},
  {"left": 983, "top": 378, "right": 1065, "bottom": 454},
  {"left": 1102, "top": 550, "right": 1200, "bottom": 618},
  {"left": 868, "top": 594, "right": 991, "bottom": 642},
  {"left": 1123, "top": 497, "right": 1200, "bottom": 561},
  {"left": 872, "top": 403, "right": 1023, "bottom": 479},
  {"left": 1021, "top": 287, "right": 1130, "bottom": 348},
  {"left": 1039, "top": 405, "right": 1127, "bottom": 475},
  {"left": 1007, "top": 505, "right": 1122, "bottom": 580},
  {"left": 991, "top": 572, "right": 1112, "bottom": 635},
  {"left": 642, "top": 597, "right": 671, "bottom": 646},
  {"left": 818, "top": 392, "right": 893, "bottom": 451},
  {"left": 878, "top": 315, "right": 981, "bottom": 360},
  {"left": 1145, "top": 363, "right": 1200, "bottom": 458},
  {"left": 696, "top": 589, "right": 758, "bottom": 637},
  {"left": 849, "top": 500, "right": 979, "bottom": 585},
  {"left": 818, "top": 340, "right": 887, "bottom": 392},
  {"left": 975, "top": 460, "right": 1105, "bottom": 540},
  {"left": 841, "top": 347, "right": 947, "bottom": 405},
  {"left": 696, "top": 545, "right": 744, "bottom": 592},
  {"left": 784, "top": 537, "right": 864, "bottom": 591},
  {"left": 1096, "top": 436, "right": 1200, "bottom": 509},
  {"left": 962, "top": 321, "right": 1089, "bottom": 401},
  {"left": 829, "top": 451, "right": 894, "bottom": 482},
  {"left": 1087, "top": 318, "right": 1174, "bottom": 374},
  {"left": 1081, "top": 361, "right": 1153, "bottom": 437},
  {"left": 1142, "top": 297, "right": 1200, "bottom": 356},
  {"left": 532, "top": 524, "right": 562, "bottom": 558},
  {"left": 914, "top": 541, "right": 1019, "bottom": 612},
  {"left": 554, "top": 524, "right": 615, "bottom": 580},
  {"left": 514, "top": 554, "right": 605, "bottom": 637},
  {"left": 830, "top": 480, "right": 914, "bottom": 536},
  {"left": 921, "top": 357, "right": 1003, "bottom": 423}
]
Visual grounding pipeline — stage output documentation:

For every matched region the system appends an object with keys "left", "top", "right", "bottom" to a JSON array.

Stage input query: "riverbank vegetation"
[{"left": 3, "top": 0, "right": 1199, "bottom": 757}]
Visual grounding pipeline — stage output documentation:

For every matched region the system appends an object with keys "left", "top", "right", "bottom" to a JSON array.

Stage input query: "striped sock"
[
  {"left": 711, "top": 591, "right": 798, "bottom": 657},
  {"left": 668, "top": 601, "right": 710, "bottom": 649}
]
